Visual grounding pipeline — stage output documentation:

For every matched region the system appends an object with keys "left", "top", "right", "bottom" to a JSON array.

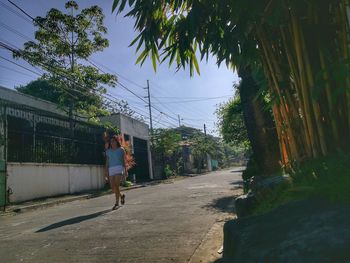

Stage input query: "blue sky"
[{"left": 0, "top": 0, "right": 239, "bottom": 135}]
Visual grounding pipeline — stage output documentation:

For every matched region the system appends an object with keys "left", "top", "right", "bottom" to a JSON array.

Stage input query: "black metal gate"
[
  {"left": 130, "top": 137, "right": 149, "bottom": 181},
  {"left": 0, "top": 105, "right": 7, "bottom": 209},
  {"left": 5, "top": 104, "right": 104, "bottom": 165}
]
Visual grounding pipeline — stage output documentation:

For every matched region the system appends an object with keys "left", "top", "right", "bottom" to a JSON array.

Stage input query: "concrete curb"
[
  {"left": 189, "top": 221, "right": 225, "bottom": 263},
  {"left": 3, "top": 184, "right": 145, "bottom": 215}
]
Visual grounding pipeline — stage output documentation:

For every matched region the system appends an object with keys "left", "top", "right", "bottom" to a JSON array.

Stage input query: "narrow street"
[{"left": 0, "top": 168, "right": 243, "bottom": 263}]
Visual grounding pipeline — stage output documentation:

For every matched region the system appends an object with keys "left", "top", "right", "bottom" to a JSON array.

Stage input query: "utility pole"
[
  {"left": 145, "top": 80, "right": 153, "bottom": 140},
  {"left": 145, "top": 80, "right": 154, "bottom": 180},
  {"left": 178, "top": 114, "right": 181, "bottom": 127},
  {"left": 69, "top": 6, "right": 75, "bottom": 160},
  {"left": 204, "top": 123, "right": 207, "bottom": 136}
]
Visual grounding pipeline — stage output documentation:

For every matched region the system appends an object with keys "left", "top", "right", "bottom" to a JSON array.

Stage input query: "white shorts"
[{"left": 109, "top": 165, "right": 124, "bottom": 176}]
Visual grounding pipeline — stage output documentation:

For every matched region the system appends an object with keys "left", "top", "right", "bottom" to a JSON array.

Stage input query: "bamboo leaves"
[{"left": 112, "top": 0, "right": 350, "bottom": 166}]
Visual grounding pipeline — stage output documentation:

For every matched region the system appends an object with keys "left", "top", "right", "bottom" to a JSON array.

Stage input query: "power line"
[
  {"left": 0, "top": 40, "right": 156, "bottom": 126},
  {"left": 151, "top": 95, "right": 231, "bottom": 104},
  {"left": 6, "top": 0, "right": 35, "bottom": 20},
  {"left": 183, "top": 117, "right": 216, "bottom": 121},
  {"left": 0, "top": 21, "right": 33, "bottom": 41},
  {"left": 149, "top": 80, "right": 208, "bottom": 119},
  {"left": 153, "top": 95, "right": 232, "bottom": 99},
  {"left": 0, "top": 41, "right": 107, "bottom": 100},
  {"left": 0, "top": 78, "right": 27, "bottom": 86},
  {"left": 87, "top": 58, "right": 180, "bottom": 125},
  {"left": 0, "top": 51, "right": 151, "bottom": 122},
  {"left": 0, "top": 1, "right": 32, "bottom": 23},
  {"left": 2, "top": 1, "right": 206, "bottom": 131},
  {"left": 152, "top": 96, "right": 179, "bottom": 119},
  {"left": 85, "top": 59, "right": 148, "bottom": 104},
  {"left": 0, "top": 45, "right": 174, "bottom": 126},
  {"left": 0, "top": 54, "right": 41, "bottom": 76},
  {"left": 88, "top": 58, "right": 145, "bottom": 89},
  {"left": 0, "top": 64, "right": 37, "bottom": 78}
]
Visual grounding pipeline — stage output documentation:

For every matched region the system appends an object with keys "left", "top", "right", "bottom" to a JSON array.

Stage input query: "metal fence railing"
[{"left": 2, "top": 101, "right": 105, "bottom": 165}]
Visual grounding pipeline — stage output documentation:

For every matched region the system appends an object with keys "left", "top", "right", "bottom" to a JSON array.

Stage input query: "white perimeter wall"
[{"left": 7, "top": 162, "right": 104, "bottom": 203}]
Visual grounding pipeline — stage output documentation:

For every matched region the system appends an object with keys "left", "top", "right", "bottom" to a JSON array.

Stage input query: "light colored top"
[{"left": 106, "top": 148, "right": 125, "bottom": 168}]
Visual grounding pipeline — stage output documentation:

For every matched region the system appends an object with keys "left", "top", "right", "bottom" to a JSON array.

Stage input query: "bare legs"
[{"left": 109, "top": 175, "right": 123, "bottom": 205}]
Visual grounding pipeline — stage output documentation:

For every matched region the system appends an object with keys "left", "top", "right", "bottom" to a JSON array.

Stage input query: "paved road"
[{"left": 0, "top": 168, "right": 243, "bottom": 263}]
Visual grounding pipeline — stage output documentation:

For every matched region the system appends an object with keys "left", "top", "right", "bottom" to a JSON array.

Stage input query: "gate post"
[{"left": 0, "top": 105, "right": 7, "bottom": 210}]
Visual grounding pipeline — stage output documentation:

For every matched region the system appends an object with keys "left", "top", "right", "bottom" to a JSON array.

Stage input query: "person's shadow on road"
[{"left": 35, "top": 209, "right": 112, "bottom": 233}]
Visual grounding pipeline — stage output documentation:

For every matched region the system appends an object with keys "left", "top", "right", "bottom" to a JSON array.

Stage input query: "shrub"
[{"left": 164, "top": 164, "right": 173, "bottom": 178}]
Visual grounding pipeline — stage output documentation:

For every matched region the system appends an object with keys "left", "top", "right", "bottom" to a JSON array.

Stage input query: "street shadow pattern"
[
  {"left": 203, "top": 196, "right": 238, "bottom": 214},
  {"left": 230, "top": 181, "right": 243, "bottom": 187},
  {"left": 36, "top": 209, "right": 111, "bottom": 233},
  {"left": 230, "top": 168, "right": 245, "bottom": 173}
]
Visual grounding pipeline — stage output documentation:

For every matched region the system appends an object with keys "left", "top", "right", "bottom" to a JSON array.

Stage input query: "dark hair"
[{"left": 110, "top": 135, "right": 121, "bottom": 148}]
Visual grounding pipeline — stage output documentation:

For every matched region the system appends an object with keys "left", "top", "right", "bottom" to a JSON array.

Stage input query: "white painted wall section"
[{"left": 7, "top": 163, "right": 104, "bottom": 203}]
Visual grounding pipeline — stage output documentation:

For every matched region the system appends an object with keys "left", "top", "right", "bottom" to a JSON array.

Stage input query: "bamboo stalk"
[
  {"left": 299, "top": 11, "right": 328, "bottom": 156},
  {"left": 256, "top": 29, "right": 291, "bottom": 161},
  {"left": 290, "top": 9, "right": 319, "bottom": 158},
  {"left": 272, "top": 104, "right": 288, "bottom": 165},
  {"left": 319, "top": 48, "right": 339, "bottom": 145},
  {"left": 259, "top": 46, "right": 289, "bottom": 165},
  {"left": 281, "top": 26, "right": 312, "bottom": 158},
  {"left": 257, "top": 27, "right": 299, "bottom": 162},
  {"left": 340, "top": 0, "right": 350, "bottom": 135}
]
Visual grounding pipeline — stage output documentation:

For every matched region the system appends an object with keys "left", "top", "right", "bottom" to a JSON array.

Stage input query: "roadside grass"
[
  {"left": 121, "top": 180, "right": 133, "bottom": 187},
  {"left": 251, "top": 153, "right": 350, "bottom": 216}
]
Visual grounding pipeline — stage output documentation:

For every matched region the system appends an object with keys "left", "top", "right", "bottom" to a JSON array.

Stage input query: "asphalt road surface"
[{"left": 0, "top": 168, "right": 244, "bottom": 263}]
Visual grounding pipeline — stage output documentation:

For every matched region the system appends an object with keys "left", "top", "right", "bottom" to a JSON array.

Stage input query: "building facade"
[
  {"left": 101, "top": 113, "right": 153, "bottom": 181},
  {"left": 0, "top": 86, "right": 152, "bottom": 206}
]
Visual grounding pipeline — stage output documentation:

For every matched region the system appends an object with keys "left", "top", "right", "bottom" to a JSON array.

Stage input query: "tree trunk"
[{"left": 238, "top": 67, "right": 281, "bottom": 176}]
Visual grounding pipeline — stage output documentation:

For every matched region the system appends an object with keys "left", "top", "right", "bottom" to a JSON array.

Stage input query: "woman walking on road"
[{"left": 105, "top": 135, "right": 127, "bottom": 210}]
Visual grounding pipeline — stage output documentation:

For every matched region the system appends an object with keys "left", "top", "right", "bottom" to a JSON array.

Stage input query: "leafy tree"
[
  {"left": 190, "top": 134, "right": 216, "bottom": 173},
  {"left": 216, "top": 93, "right": 248, "bottom": 146},
  {"left": 16, "top": 78, "right": 66, "bottom": 106},
  {"left": 104, "top": 99, "right": 142, "bottom": 120},
  {"left": 16, "top": 78, "right": 138, "bottom": 120},
  {"left": 152, "top": 128, "right": 182, "bottom": 176},
  {"left": 173, "top": 126, "right": 202, "bottom": 140},
  {"left": 111, "top": 0, "right": 282, "bottom": 175},
  {"left": 221, "top": 142, "right": 249, "bottom": 167},
  {"left": 16, "top": 1, "right": 116, "bottom": 118},
  {"left": 112, "top": 0, "right": 350, "bottom": 169},
  {"left": 152, "top": 128, "right": 182, "bottom": 158}
]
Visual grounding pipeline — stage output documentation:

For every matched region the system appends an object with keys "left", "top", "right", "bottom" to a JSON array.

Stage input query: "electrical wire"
[{"left": 2, "top": 1, "right": 210, "bottom": 131}]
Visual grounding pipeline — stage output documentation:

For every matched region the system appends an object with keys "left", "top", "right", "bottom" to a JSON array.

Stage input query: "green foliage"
[
  {"left": 16, "top": 78, "right": 66, "bottom": 106},
  {"left": 104, "top": 99, "right": 140, "bottom": 120},
  {"left": 121, "top": 180, "right": 133, "bottom": 187},
  {"left": 176, "top": 156, "right": 184, "bottom": 174},
  {"left": 164, "top": 164, "right": 174, "bottom": 178},
  {"left": 190, "top": 134, "right": 216, "bottom": 171},
  {"left": 102, "top": 122, "right": 121, "bottom": 136},
  {"left": 174, "top": 126, "right": 202, "bottom": 140},
  {"left": 153, "top": 126, "right": 244, "bottom": 175},
  {"left": 152, "top": 128, "right": 182, "bottom": 157},
  {"left": 153, "top": 128, "right": 182, "bottom": 176},
  {"left": 16, "top": 1, "right": 116, "bottom": 118},
  {"left": 291, "top": 154, "right": 350, "bottom": 202},
  {"left": 112, "top": 0, "right": 350, "bottom": 164},
  {"left": 112, "top": 0, "right": 264, "bottom": 75},
  {"left": 252, "top": 154, "right": 350, "bottom": 216},
  {"left": 242, "top": 156, "right": 260, "bottom": 192},
  {"left": 216, "top": 92, "right": 249, "bottom": 147},
  {"left": 219, "top": 142, "right": 248, "bottom": 168}
]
